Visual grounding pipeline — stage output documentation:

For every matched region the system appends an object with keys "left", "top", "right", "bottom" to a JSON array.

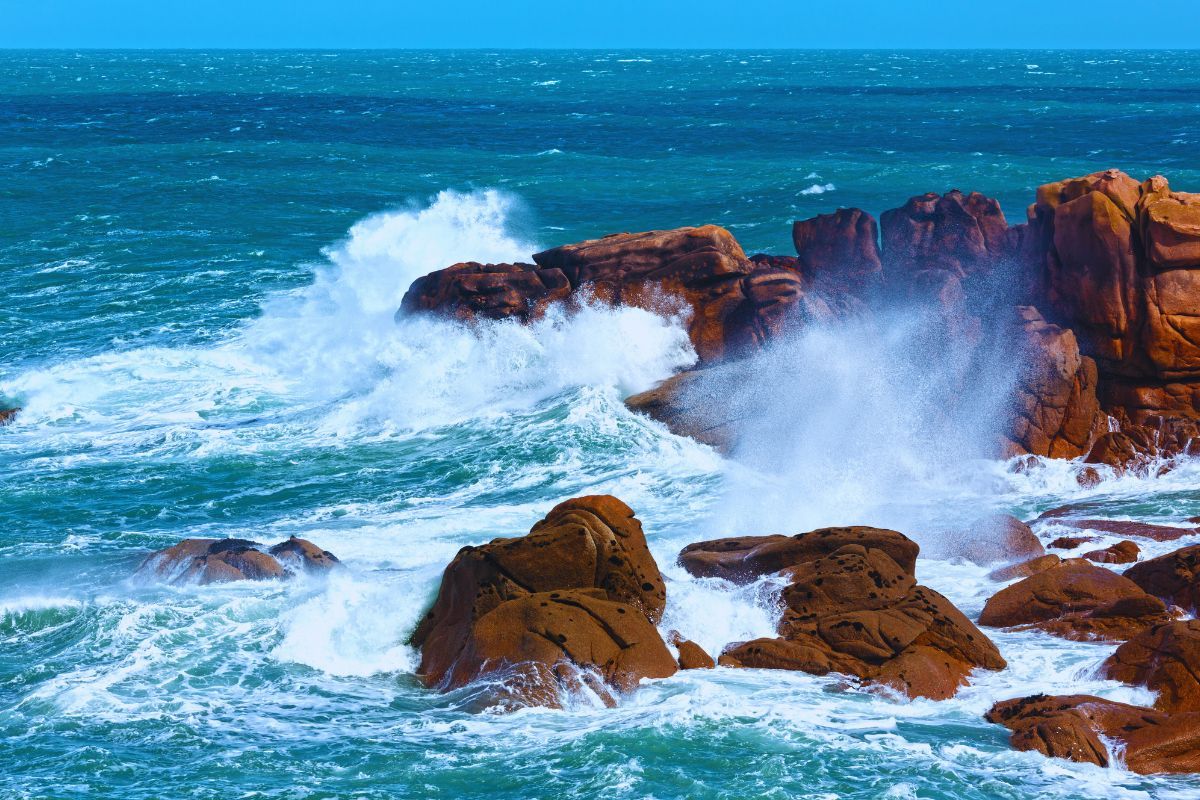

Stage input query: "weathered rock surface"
[
  {"left": 1048, "top": 518, "right": 1199, "bottom": 542},
  {"left": 938, "top": 513, "right": 1044, "bottom": 566},
  {"left": 410, "top": 495, "right": 675, "bottom": 707},
  {"left": 979, "top": 558, "right": 1170, "bottom": 641},
  {"left": 714, "top": 536, "right": 1004, "bottom": 699},
  {"left": 985, "top": 693, "right": 1200, "bottom": 773},
  {"left": 668, "top": 631, "right": 716, "bottom": 670},
  {"left": 1125, "top": 544, "right": 1200, "bottom": 612},
  {"left": 0, "top": 407, "right": 18, "bottom": 426},
  {"left": 135, "top": 536, "right": 339, "bottom": 585},
  {"left": 987, "top": 554, "right": 1061, "bottom": 582},
  {"left": 1103, "top": 620, "right": 1200, "bottom": 714},
  {"left": 1081, "top": 539, "right": 1140, "bottom": 564},
  {"left": 678, "top": 527, "right": 919, "bottom": 583},
  {"left": 791, "top": 207, "right": 883, "bottom": 295},
  {"left": 398, "top": 261, "right": 571, "bottom": 323},
  {"left": 623, "top": 363, "right": 746, "bottom": 453}
]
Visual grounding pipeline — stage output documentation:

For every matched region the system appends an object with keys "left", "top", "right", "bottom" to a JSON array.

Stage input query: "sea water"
[{"left": 3, "top": 50, "right": 1200, "bottom": 799}]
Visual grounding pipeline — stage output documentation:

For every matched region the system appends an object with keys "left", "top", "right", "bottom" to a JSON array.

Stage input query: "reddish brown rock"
[
  {"left": 1124, "top": 544, "right": 1200, "bottom": 612},
  {"left": 0, "top": 407, "right": 18, "bottom": 426},
  {"left": 1003, "top": 307, "right": 1106, "bottom": 458},
  {"left": 718, "top": 542, "right": 1004, "bottom": 699},
  {"left": 985, "top": 693, "right": 1200, "bottom": 773},
  {"left": 134, "top": 537, "right": 338, "bottom": 585},
  {"left": 1050, "top": 519, "right": 1199, "bottom": 542},
  {"left": 1104, "top": 620, "right": 1200, "bottom": 714},
  {"left": 942, "top": 513, "right": 1044, "bottom": 566},
  {"left": 1082, "top": 540, "right": 1140, "bottom": 565},
  {"left": 1048, "top": 536, "right": 1097, "bottom": 550},
  {"left": 1075, "top": 466, "right": 1102, "bottom": 488},
  {"left": 623, "top": 366, "right": 739, "bottom": 453},
  {"left": 979, "top": 558, "right": 1169, "bottom": 641},
  {"left": 988, "top": 554, "right": 1061, "bottom": 582},
  {"left": 881, "top": 189, "right": 1015, "bottom": 282},
  {"left": 668, "top": 631, "right": 716, "bottom": 670},
  {"left": 410, "top": 495, "right": 674, "bottom": 707},
  {"left": 398, "top": 262, "right": 571, "bottom": 323},
  {"left": 791, "top": 208, "right": 883, "bottom": 294},
  {"left": 1085, "top": 430, "right": 1155, "bottom": 475},
  {"left": 678, "top": 527, "right": 919, "bottom": 584}
]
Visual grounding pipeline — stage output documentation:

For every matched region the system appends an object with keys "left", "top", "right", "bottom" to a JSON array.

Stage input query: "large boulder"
[
  {"left": 678, "top": 527, "right": 919, "bottom": 584},
  {"left": 714, "top": 538, "right": 1004, "bottom": 700},
  {"left": 881, "top": 189, "right": 1015, "bottom": 283},
  {"left": 985, "top": 694, "right": 1200, "bottom": 773},
  {"left": 134, "top": 536, "right": 339, "bottom": 585},
  {"left": 1124, "top": 544, "right": 1200, "bottom": 612},
  {"left": 1002, "top": 306, "right": 1105, "bottom": 458},
  {"left": 398, "top": 262, "right": 571, "bottom": 323},
  {"left": 1103, "top": 620, "right": 1200, "bottom": 714},
  {"left": 623, "top": 364, "right": 743, "bottom": 453},
  {"left": 410, "top": 495, "right": 675, "bottom": 707},
  {"left": 979, "top": 558, "right": 1170, "bottom": 641},
  {"left": 0, "top": 407, "right": 18, "bottom": 426},
  {"left": 1081, "top": 540, "right": 1140, "bottom": 565},
  {"left": 791, "top": 207, "right": 883, "bottom": 295},
  {"left": 936, "top": 513, "right": 1044, "bottom": 566}
]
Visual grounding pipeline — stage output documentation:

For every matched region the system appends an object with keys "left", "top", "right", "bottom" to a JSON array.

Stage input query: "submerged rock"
[
  {"left": 1124, "top": 544, "right": 1200, "bottom": 612},
  {"left": 979, "top": 558, "right": 1169, "bottom": 640},
  {"left": 1103, "top": 620, "right": 1200, "bottom": 714},
  {"left": 135, "top": 536, "right": 339, "bottom": 585},
  {"left": 985, "top": 693, "right": 1200, "bottom": 773},
  {"left": 705, "top": 531, "right": 1004, "bottom": 700},
  {"left": 410, "top": 495, "right": 675, "bottom": 708}
]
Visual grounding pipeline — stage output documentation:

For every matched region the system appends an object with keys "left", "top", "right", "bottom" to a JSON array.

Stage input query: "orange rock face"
[
  {"left": 398, "top": 262, "right": 571, "bottom": 322},
  {"left": 1104, "top": 620, "right": 1200, "bottom": 713},
  {"left": 410, "top": 495, "right": 675, "bottom": 708},
  {"left": 985, "top": 693, "right": 1200, "bottom": 773},
  {"left": 1081, "top": 539, "right": 1140, "bottom": 565},
  {"left": 704, "top": 531, "right": 1004, "bottom": 700},
  {"left": 1124, "top": 544, "right": 1200, "bottom": 612},
  {"left": 979, "top": 558, "right": 1169, "bottom": 641},
  {"left": 791, "top": 207, "right": 883, "bottom": 295}
]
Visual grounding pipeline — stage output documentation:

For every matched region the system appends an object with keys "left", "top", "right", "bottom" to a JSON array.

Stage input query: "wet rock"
[
  {"left": 0, "top": 407, "right": 18, "bottom": 426},
  {"left": 1124, "top": 544, "right": 1200, "bottom": 612},
  {"left": 1049, "top": 518, "right": 1199, "bottom": 542},
  {"left": 1047, "top": 535, "right": 1097, "bottom": 550},
  {"left": 623, "top": 363, "right": 745, "bottom": 453},
  {"left": 985, "top": 693, "right": 1200, "bottom": 773},
  {"left": 718, "top": 542, "right": 1004, "bottom": 700},
  {"left": 1082, "top": 539, "right": 1140, "bottom": 564},
  {"left": 1002, "top": 307, "right": 1105, "bottom": 459},
  {"left": 397, "top": 261, "right": 571, "bottom": 323},
  {"left": 791, "top": 207, "right": 883, "bottom": 295},
  {"left": 979, "top": 558, "right": 1169, "bottom": 641},
  {"left": 881, "top": 189, "right": 1015, "bottom": 283},
  {"left": 135, "top": 537, "right": 337, "bottom": 585},
  {"left": 940, "top": 513, "right": 1044, "bottom": 566},
  {"left": 678, "top": 527, "right": 919, "bottom": 584},
  {"left": 410, "top": 495, "right": 674, "bottom": 707},
  {"left": 1075, "top": 466, "right": 1102, "bottom": 488},
  {"left": 987, "top": 554, "right": 1061, "bottom": 582},
  {"left": 1103, "top": 620, "right": 1200, "bottom": 713},
  {"left": 668, "top": 631, "right": 715, "bottom": 670},
  {"left": 1084, "top": 430, "right": 1154, "bottom": 475}
]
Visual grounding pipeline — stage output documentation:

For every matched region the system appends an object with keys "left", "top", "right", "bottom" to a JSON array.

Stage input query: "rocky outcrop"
[
  {"left": 700, "top": 530, "right": 1004, "bottom": 699},
  {"left": 791, "top": 207, "right": 882, "bottom": 295},
  {"left": 1002, "top": 307, "right": 1106, "bottom": 458},
  {"left": 936, "top": 514, "right": 1044, "bottom": 566},
  {"left": 985, "top": 694, "right": 1200, "bottom": 773},
  {"left": 678, "top": 527, "right": 919, "bottom": 583},
  {"left": 1103, "top": 621, "right": 1200, "bottom": 714},
  {"left": 0, "top": 407, "right": 18, "bottom": 426},
  {"left": 1124, "top": 544, "right": 1200, "bottom": 612},
  {"left": 987, "top": 554, "right": 1061, "bottom": 582},
  {"left": 1081, "top": 539, "right": 1140, "bottom": 564},
  {"left": 134, "top": 536, "right": 340, "bottom": 585},
  {"left": 979, "top": 558, "right": 1170, "bottom": 641},
  {"left": 410, "top": 495, "right": 676, "bottom": 708},
  {"left": 398, "top": 262, "right": 571, "bottom": 323},
  {"left": 1046, "top": 517, "right": 1199, "bottom": 542},
  {"left": 623, "top": 364, "right": 744, "bottom": 453},
  {"left": 668, "top": 631, "right": 716, "bottom": 670}
]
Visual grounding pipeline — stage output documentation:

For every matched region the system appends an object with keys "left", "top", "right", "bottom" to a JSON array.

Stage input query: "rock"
[
  {"left": 1075, "top": 466, "right": 1102, "bottom": 488},
  {"left": 940, "top": 513, "right": 1044, "bottom": 566},
  {"left": 791, "top": 208, "right": 883, "bottom": 295},
  {"left": 678, "top": 527, "right": 920, "bottom": 584},
  {"left": 134, "top": 537, "right": 338, "bottom": 585},
  {"left": 1085, "top": 430, "right": 1153, "bottom": 475},
  {"left": 397, "top": 262, "right": 572, "bottom": 323},
  {"left": 985, "top": 693, "right": 1200, "bottom": 773},
  {"left": 0, "top": 407, "right": 18, "bottom": 426},
  {"left": 979, "top": 558, "right": 1169, "bottom": 641},
  {"left": 1082, "top": 540, "right": 1140, "bottom": 565},
  {"left": 410, "top": 495, "right": 674, "bottom": 707},
  {"left": 881, "top": 189, "right": 1015, "bottom": 283},
  {"left": 718, "top": 542, "right": 1004, "bottom": 699},
  {"left": 1103, "top": 620, "right": 1200, "bottom": 713},
  {"left": 623, "top": 364, "right": 745, "bottom": 453},
  {"left": 1048, "top": 536, "right": 1097, "bottom": 550},
  {"left": 668, "top": 631, "right": 716, "bottom": 670},
  {"left": 1003, "top": 307, "right": 1105, "bottom": 459},
  {"left": 988, "top": 554, "right": 1061, "bottom": 582},
  {"left": 1124, "top": 544, "right": 1200, "bottom": 612}
]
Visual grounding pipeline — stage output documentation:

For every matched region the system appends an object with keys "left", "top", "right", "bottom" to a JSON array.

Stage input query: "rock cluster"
[
  {"left": 134, "top": 536, "right": 340, "bottom": 585},
  {"left": 683, "top": 527, "right": 1004, "bottom": 700}
]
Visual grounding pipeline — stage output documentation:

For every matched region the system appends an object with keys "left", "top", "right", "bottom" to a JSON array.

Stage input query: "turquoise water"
[{"left": 3, "top": 50, "right": 1200, "bottom": 799}]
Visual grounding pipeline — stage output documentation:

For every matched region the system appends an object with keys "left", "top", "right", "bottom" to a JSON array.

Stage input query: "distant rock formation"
[{"left": 134, "top": 536, "right": 340, "bottom": 585}]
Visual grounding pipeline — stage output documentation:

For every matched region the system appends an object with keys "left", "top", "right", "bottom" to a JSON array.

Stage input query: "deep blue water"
[{"left": 2, "top": 50, "right": 1200, "bottom": 799}]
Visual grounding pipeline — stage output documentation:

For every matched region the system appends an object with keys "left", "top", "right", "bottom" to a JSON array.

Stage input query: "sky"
[{"left": 2, "top": 0, "right": 1199, "bottom": 49}]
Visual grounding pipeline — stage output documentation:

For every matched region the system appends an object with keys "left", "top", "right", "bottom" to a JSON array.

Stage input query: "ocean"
[{"left": 2, "top": 49, "right": 1200, "bottom": 799}]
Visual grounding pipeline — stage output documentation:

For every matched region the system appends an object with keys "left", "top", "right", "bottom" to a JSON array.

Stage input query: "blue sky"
[{"left": 3, "top": 0, "right": 1198, "bottom": 48}]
